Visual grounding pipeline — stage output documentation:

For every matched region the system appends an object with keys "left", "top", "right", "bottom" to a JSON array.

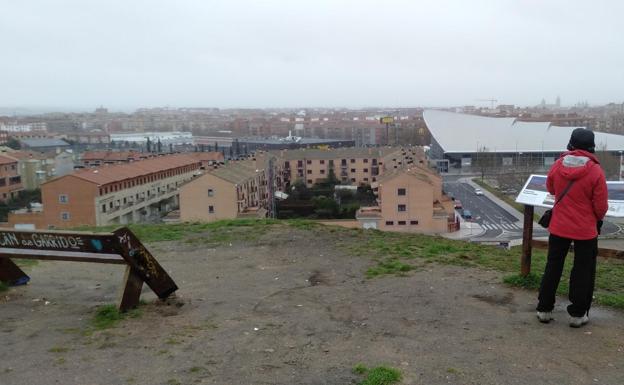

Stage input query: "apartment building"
[
  {"left": 179, "top": 160, "right": 268, "bottom": 222},
  {"left": 0, "top": 155, "right": 23, "bottom": 201},
  {"left": 356, "top": 165, "right": 456, "bottom": 233},
  {"left": 274, "top": 146, "right": 424, "bottom": 189},
  {"left": 9, "top": 150, "right": 75, "bottom": 190},
  {"left": 7, "top": 154, "right": 201, "bottom": 229}
]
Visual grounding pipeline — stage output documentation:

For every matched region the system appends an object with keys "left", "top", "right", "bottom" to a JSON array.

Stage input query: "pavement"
[{"left": 441, "top": 177, "right": 624, "bottom": 250}]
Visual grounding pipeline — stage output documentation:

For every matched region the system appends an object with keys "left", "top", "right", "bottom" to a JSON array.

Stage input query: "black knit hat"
[{"left": 567, "top": 128, "right": 595, "bottom": 153}]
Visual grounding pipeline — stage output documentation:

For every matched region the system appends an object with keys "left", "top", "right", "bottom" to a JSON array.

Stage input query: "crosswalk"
[{"left": 479, "top": 221, "right": 523, "bottom": 231}]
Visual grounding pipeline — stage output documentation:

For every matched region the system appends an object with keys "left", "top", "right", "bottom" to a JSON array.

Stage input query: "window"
[
  {"left": 350, "top": 178, "right": 356, "bottom": 182},
  {"left": 397, "top": 188, "right": 406, "bottom": 196},
  {"left": 102, "top": 204, "right": 106, "bottom": 213},
  {"left": 61, "top": 212, "right": 70, "bottom": 221},
  {"left": 410, "top": 220, "right": 419, "bottom": 225},
  {"left": 398, "top": 221, "right": 406, "bottom": 225},
  {"left": 364, "top": 158, "right": 369, "bottom": 163},
  {"left": 363, "top": 168, "right": 368, "bottom": 173},
  {"left": 320, "top": 169, "right": 325, "bottom": 174},
  {"left": 109, "top": 202, "right": 113, "bottom": 209},
  {"left": 306, "top": 160, "right": 312, "bottom": 164},
  {"left": 385, "top": 221, "right": 394, "bottom": 225},
  {"left": 350, "top": 159, "right": 355, "bottom": 163},
  {"left": 398, "top": 204, "right": 406, "bottom": 212},
  {"left": 297, "top": 160, "right": 303, "bottom": 167},
  {"left": 209, "top": 205, "right": 215, "bottom": 214},
  {"left": 208, "top": 188, "right": 214, "bottom": 197},
  {"left": 307, "top": 170, "right": 312, "bottom": 174},
  {"left": 350, "top": 168, "right": 356, "bottom": 173},
  {"left": 320, "top": 160, "right": 325, "bottom": 164}
]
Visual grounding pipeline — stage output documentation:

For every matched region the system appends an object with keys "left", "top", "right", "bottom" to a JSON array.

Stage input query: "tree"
[
  {"left": 6, "top": 137, "right": 21, "bottom": 150},
  {"left": 157, "top": 138, "right": 162, "bottom": 153},
  {"left": 595, "top": 144, "right": 620, "bottom": 180},
  {"left": 146, "top": 137, "right": 152, "bottom": 153},
  {"left": 473, "top": 146, "right": 497, "bottom": 180}
]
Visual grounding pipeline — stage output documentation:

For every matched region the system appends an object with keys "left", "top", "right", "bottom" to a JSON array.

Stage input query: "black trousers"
[{"left": 537, "top": 234, "right": 598, "bottom": 317}]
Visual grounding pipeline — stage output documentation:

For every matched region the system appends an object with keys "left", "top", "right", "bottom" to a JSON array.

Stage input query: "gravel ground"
[{"left": 1, "top": 227, "right": 623, "bottom": 385}]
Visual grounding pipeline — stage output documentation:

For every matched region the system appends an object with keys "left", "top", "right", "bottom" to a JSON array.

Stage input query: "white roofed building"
[{"left": 423, "top": 110, "right": 624, "bottom": 173}]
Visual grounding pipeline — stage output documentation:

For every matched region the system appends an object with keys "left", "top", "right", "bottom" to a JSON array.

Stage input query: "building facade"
[
  {"left": 0, "top": 155, "right": 23, "bottom": 201},
  {"left": 179, "top": 160, "right": 268, "bottom": 222},
  {"left": 357, "top": 166, "right": 456, "bottom": 233},
  {"left": 8, "top": 154, "right": 201, "bottom": 229}
]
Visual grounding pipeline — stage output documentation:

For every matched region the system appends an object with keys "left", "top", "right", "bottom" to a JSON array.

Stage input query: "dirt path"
[{"left": 1, "top": 228, "right": 623, "bottom": 385}]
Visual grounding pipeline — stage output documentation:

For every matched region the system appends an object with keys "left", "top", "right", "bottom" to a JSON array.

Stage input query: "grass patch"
[
  {"left": 353, "top": 365, "right": 402, "bottom": 385},
  {"left": 503, "top": 273, "right": 541, "bottom": 289},
  {"left": 366, "top": 258, "right": 414, "bottom": 278},
  {"left": 77, "top": 219, "right": 281, "bottom": 243},
  {"left": 0, "top": 281, "right": 8, "bottom": 292},
  {"left": 48, "top": 346, "right": 70, "bottom": 353},
  {"left": 341, "top": 225, "right": 624, "bottom": 309},
  {"left": 15, "top": 259, "right": 39, "bottom": 268},
  {"left": 91, "top": 304, "right": 144, "bottom": 330}
]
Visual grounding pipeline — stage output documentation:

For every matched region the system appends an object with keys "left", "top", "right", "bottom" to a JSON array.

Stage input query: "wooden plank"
[
  {"left": 118, "top": 266, "right": 144, "bottom": 312},
  {"left": 113, "top": 227, "right": 178, "bottom": 299},
  {"left": 0, "top": 248, "right": 125, "bottom": 264},
  {"left": 521, "top": 205, "right": 534, "bottom": 276},
  {"left": 0, "top": 229, "right": 118, "bottom": 254},
  {"left": 531, "top": 239, "right": 624, "bottom": 260},
  {"left": 0, "top": 258, "right": 30, "bottom": 285}
]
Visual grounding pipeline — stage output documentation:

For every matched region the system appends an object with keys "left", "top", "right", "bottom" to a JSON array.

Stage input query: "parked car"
[
  {"left": 461, "top": 209, "right": 472, "bottom": 219},
  {"left": 454, "top": 199, "right": 463, "bottom": 209},
  {"left": 474, "top": 188, "right": 484, "bottom": 196}
]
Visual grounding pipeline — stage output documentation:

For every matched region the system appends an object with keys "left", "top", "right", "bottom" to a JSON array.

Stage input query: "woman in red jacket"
[{"left": 537, "top": 128, "right": 608, "bottom": 327}]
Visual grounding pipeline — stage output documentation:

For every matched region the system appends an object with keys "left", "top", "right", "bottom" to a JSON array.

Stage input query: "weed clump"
[
  {"left": 91, "top": 304, "right": 143, "bottom": 330},
  {"left": 353, "top": 364, "right": 402, "bottom": 385}
]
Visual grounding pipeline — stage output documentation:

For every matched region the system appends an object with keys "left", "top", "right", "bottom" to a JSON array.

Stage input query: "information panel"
[{"left": 515, "top": 174, "right": 624, "bottom": 217}]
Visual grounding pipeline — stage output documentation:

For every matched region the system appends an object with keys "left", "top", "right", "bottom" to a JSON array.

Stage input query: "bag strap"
[{"left": 553, "top": 180, "right": 575, "bottom": 208}]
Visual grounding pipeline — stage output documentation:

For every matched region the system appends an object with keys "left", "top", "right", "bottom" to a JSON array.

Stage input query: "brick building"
[
  {"left": 0, "top": 155, "right": 23, "bottom": 200},
  {"left": 8, "top": 154, "right": 201, "bottom": 229},
  {"left": 356, "top": 165, "right": 456, "bottom": 233},
  {"left": 273, "top": 147, "right": 423, "bottom": 189},
  {"left": 179, "top": 160, "right": 268, "bottom": 222}
]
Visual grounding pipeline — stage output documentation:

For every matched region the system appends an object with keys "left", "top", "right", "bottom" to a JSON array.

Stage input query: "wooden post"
[
  {"left": 0, "top": 258, "right": 30, "bottom": 285},
  {"left": 521, "top": 205, "right": 535, "bottom": 276},
  {"left": 118, "top": 266, "right": 144, "bottom": 312}
]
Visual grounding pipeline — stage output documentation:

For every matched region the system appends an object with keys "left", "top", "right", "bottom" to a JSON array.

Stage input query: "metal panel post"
[{"left": 521, "top": 205, "right": 534, "bottom": 276}]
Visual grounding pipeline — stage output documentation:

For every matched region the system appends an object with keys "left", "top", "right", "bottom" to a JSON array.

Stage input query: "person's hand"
[{"left": 597, "top": 220, "right": 604, "bottom": 235}]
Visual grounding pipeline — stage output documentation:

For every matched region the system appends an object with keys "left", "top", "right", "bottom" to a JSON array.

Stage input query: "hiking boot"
[
  {"left": 536, "top": 311, "right": 553, "bottom": 323},
  {"left": 569, "top": 314, "right": 589, "bottom": 328}
]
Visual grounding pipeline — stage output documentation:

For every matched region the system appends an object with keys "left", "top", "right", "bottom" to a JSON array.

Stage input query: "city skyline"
[{"left": 2, "top": 1, "right": 623, "bottom": 110}]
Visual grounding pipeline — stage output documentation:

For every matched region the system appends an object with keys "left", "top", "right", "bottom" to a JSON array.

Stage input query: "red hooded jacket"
[{"left": 546, "top": 149, "right": 608, "bottom": 240}]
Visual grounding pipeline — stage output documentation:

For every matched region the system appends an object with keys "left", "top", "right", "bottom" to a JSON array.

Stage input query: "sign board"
[
  {"left": 0, "top": 227, "right": 178, "bottom": 311},
  {"left": 515, "top": 174, "right": 624, "bottom": 217},
  {"left": 380, "top": 116, "right": 394, "bottom": 124}
]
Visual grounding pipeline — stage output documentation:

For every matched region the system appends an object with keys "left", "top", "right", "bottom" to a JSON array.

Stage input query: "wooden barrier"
[{"left": 0, "top": 227, "right": 178, "bottom": 311}]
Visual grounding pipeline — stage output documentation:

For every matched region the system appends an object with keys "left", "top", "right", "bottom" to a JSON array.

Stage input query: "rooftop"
[
  {"left": 423, "top": 109, "right": 624, "bottom": 153},
  {"left": 209, "top": 160, "right": 261, "bottom": 184},
  {"left": 52, "top": 154, "right": 200, "bottom": 186},
  {"left": 19, "top": 138, "right": 70, "bottom": 148},
  {"left": 272, "top": 146, "right": 402, "bottom": 160}
]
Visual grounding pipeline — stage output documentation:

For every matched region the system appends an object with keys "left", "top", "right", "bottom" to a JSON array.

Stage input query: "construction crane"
[{"left": 476, "top": 99, "right": 498, "bottom": 109}]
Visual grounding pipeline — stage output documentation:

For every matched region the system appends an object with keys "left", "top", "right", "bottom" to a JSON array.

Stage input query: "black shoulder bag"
[{"left": 538, "top": 180, "right": 574, "bottom": 228}]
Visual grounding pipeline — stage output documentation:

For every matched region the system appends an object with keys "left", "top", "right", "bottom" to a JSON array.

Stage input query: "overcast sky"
[{"left": 1, "top": 0, "right": 623, "bottom": 111}]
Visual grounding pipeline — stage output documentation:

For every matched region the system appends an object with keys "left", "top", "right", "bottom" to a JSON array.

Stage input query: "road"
[{"left": 443, "top": 181, "right": 620, "bottom": 240}]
